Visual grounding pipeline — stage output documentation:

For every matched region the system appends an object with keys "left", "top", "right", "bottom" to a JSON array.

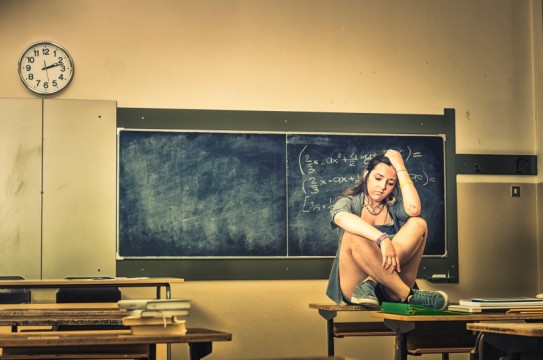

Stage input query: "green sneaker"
[
  {"left": 408, "top": 289, "right": 448, "bottom": 310},
  {"left": 350, "top": 280, "right": 380, "bottom": 309}
]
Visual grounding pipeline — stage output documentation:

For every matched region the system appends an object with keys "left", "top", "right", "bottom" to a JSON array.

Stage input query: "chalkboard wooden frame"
[{"left": 116, "top": 108, "right": 457, "bottom": 282}]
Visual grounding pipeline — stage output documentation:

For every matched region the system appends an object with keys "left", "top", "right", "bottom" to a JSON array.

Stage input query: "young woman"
[{"left": 326, "top": 150, "right": 448, "bottom": 309}]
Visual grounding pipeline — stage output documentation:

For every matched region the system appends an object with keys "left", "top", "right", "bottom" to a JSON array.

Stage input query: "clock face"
[{"left": 18, "top": 41, "right": 74, "bottom": 95}]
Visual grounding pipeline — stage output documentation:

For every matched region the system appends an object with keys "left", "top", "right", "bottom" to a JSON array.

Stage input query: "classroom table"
[
  {"left": 309, "top": 303, "right": 394, "bottom": 356},
  {"left": 0, "top": 303, "right": 125, "bottom": 327},
  {"left": 371, "top": 311, "right": 543, "bottom": 360},
  {"left": 0, "top": 279, "right": 184, "bottom": 360},
  {"left": 0, "top": 277, "right": 184, "bottom": 299},
  {"left": 467, "top": 322, "right": 543, "bottom": 359},
  {"left": 0, "top": 304, "right": 232, "bottom": 360},
  {"left": 0, "top": 328, "right": 232, "bottom": 360}
]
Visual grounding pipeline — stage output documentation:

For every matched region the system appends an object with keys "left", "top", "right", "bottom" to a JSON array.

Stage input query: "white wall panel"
[
  {"left": 42, "top": 99, "right": 116, "bottom": 279},
  {"left": 0, "top": 98, "right": 42, "bottom": 279}
]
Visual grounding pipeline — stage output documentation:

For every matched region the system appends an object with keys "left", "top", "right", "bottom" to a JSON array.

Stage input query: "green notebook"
[{"left": 381, "top": 302, "right": 466, "bottom": 316}]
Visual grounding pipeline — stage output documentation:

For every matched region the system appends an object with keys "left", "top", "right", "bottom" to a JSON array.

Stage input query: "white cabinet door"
[
  {"left": 0, "top": 98, "right": 42, "bottom": 279},
  {"left": 42, "top": 99, "right": 116, "bottom": 279}
]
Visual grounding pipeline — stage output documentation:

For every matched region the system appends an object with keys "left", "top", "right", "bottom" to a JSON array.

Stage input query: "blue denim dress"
[{"left": 325, "top": 193, "right": 409, "bottom": 304}]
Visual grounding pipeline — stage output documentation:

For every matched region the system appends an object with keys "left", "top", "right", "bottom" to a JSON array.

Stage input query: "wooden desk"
[
  {"left": 0, "top": 280, "right": 184, "bottom": 360},
  {"left": 0, "top": 303, "right": 125, "bottom": 327},
  {"left": 309, "top": 303, "right": 394, "bottom": 356},
  {"left": 467, "top": 322, "right": 543, "bottom": 359},
  {"left": 372, "top": 311, "right": 543, "bottom": 360},
  {"left": 468, "top": 322, "right": 543, "bottom": 337},
  {"left": 0, "top": 278, "right": 184, "bottom": 299},
  {"left": 0, "top": 328, "right": 232, "bottom": 360}
]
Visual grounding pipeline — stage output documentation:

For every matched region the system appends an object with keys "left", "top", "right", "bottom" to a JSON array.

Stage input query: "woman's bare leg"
[
  {"left": 381, "top": 217, "right": 427, "bottom": 300},
  {"left": 339, "top": 232, "right": 410, "bottom": 300},
  {"left": 339, "top": 217, "right": 427, "bottom": 301}
]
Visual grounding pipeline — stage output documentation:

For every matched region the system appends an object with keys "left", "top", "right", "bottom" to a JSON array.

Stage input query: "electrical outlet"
[{"left": 512, "top": 186, "right": 521, "bottom": 197}]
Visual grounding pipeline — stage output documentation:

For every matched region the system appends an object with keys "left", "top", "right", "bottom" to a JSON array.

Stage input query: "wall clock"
[{"left": 18, "top": 41, "right": 74, "bottom": 95}]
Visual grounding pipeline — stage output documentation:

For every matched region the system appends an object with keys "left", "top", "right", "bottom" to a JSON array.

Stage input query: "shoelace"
[{"left": 411, "top": 291, "right": 437, "bottom": 306}]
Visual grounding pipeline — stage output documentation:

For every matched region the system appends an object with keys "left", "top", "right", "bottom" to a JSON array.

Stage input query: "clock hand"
[
  {"left": 41, "top": 62, "right": 61, "bottom": 70},
  {"left": 43, "top": 60, "right": 50, "bottom": 82}
]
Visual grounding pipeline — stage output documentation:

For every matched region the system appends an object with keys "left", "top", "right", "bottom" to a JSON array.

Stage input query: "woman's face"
[{"left": 365, "top": 162, "right": 397, "bottom": 203}]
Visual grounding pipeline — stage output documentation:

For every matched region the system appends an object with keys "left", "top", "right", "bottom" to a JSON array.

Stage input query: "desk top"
[
  {"left": 0, "top": 278, "right": 184, "bottom": 288},
  {"left": 0, "top": 328, "right": 232, "bottom": 347},
  {"left": 309, "top": 303, "right": 369, "bottom": 312},
  {"left": 467, "top": 322, "right": 543, "bottom": 337},
  {"left": 0, "top": 303, "right": 126, "bottom": 326},
  {"left": 371, "top": 311, "right": 543, "bottom": 322},
  {"left": 0, "top": 303, "right": 119, "bottom": 310}
]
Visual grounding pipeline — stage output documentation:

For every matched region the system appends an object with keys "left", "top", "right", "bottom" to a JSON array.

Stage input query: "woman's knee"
[
  {"left": 405, "top": 216, "right": 427, "bottom": 234},
  {"left": 342, "top": 231, "right": 361, "bottom": 244}
]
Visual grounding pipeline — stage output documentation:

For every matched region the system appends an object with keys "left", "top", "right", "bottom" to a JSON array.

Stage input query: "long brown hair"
[{"left": 343, "top": 153, "right": 395, "bottom": 198}]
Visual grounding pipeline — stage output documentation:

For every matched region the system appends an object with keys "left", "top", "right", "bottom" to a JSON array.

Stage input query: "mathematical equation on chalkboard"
[
  {"left": 296, "top": 145, "right": 437, "bottom": 214},
  {"left": 286, "top": 133, "right": 445, "bottom": 256}
]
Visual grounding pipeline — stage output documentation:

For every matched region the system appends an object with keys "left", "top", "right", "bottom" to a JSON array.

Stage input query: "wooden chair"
[
  {"left": 55, "top": 277, "right": 124, "bottom": 331},
  {"left": 56, "top": 277, "right": 121, "bottom": 303},
  {"left": 52, "top": 277, "right": 151, "bottom": 359},
  {"left": 0, "top": 276, "right": 30, "bottom": 305},
  {"left": 0, "top": 276, "right": 31, "bottom": 333}
]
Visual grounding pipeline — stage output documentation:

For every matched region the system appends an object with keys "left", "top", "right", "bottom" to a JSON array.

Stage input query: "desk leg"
[
  {"left": 157, "top": 284, "right": 172, "bottom": 300},
  {"left": 396, "top": 334, "right": 407, "bottom": 360},
  {"left": 149, "top": 344, "right": 157, "bottom": 360},
  {"left": 383, "top": 320, "right": 415, "bottom": 360},
  {"left": 326, "top": 318, "right": 334, "bottom": 356},
  {"left": 318, "top": 309, "right": 337, "bottom": 357},
  {"left": 189, "top": 342, "right": 212, "bottom": 360},
  {"left": 160, "top": 285, "right": 172, "bottom": 360}
]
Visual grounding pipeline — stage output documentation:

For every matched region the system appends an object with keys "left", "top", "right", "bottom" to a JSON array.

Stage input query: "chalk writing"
[
  {"left": 296, "top": 146, "right": 436, "bottom": 216},
  {"left": 287, "top": 134, "right": 445, "bottom": 256}
]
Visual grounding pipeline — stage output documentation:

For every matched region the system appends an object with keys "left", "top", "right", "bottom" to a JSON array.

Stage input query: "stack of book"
[
  {"left": 118, "top": 298, "right": 191, "bottom": 335},
  {"left": 382, "top": 302, "right": 464, "bottom": 316},
  {"left": 448, "top": 297, "right": 543, "bottom": 313}
]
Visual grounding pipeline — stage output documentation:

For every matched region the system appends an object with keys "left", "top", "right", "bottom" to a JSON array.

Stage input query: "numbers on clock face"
[{"left": 18, "top": 42, "right": 74, "bottom": 95}]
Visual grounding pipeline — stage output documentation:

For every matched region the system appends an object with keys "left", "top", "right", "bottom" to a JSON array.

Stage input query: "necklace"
[{"left": 364, "top": 196, "right": 385, "bottom": 216}]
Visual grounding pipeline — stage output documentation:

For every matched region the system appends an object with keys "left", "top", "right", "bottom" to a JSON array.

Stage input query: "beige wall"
[
  {"left": 0, "top": 0, "right": 537, "bottom": 155},
  {"left": 1, "top": 1, "right": 542, "bottom": 359}
]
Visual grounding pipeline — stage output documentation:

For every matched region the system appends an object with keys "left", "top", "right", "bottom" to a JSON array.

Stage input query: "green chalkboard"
[
  {"left": 119, "top": 131, "right": 287, "bottom": 257},
  {"left": 116, "top": 108, "right": 457, "bottom": 281},
  {"left": 118, "top": 131, "right": 445, "bottom": 258}
]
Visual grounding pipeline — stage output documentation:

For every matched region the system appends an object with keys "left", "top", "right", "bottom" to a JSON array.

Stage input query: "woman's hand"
[
  {"left": 380, "top": 239, "right": 401, "bottom": 273},
  {"left": 384, "top": 149, "right": 405, "bottom": 172}
]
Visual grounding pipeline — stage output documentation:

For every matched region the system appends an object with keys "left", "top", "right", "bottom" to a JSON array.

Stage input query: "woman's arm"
[
  {"left": 333, "top": 211, "right": 384, "bottom": 242},
  {"left": 334, "top": 209, "right": 400, "bottom": 273},
  {"left": 385, "top": 150, "right": 421, "bottom": 217}
]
